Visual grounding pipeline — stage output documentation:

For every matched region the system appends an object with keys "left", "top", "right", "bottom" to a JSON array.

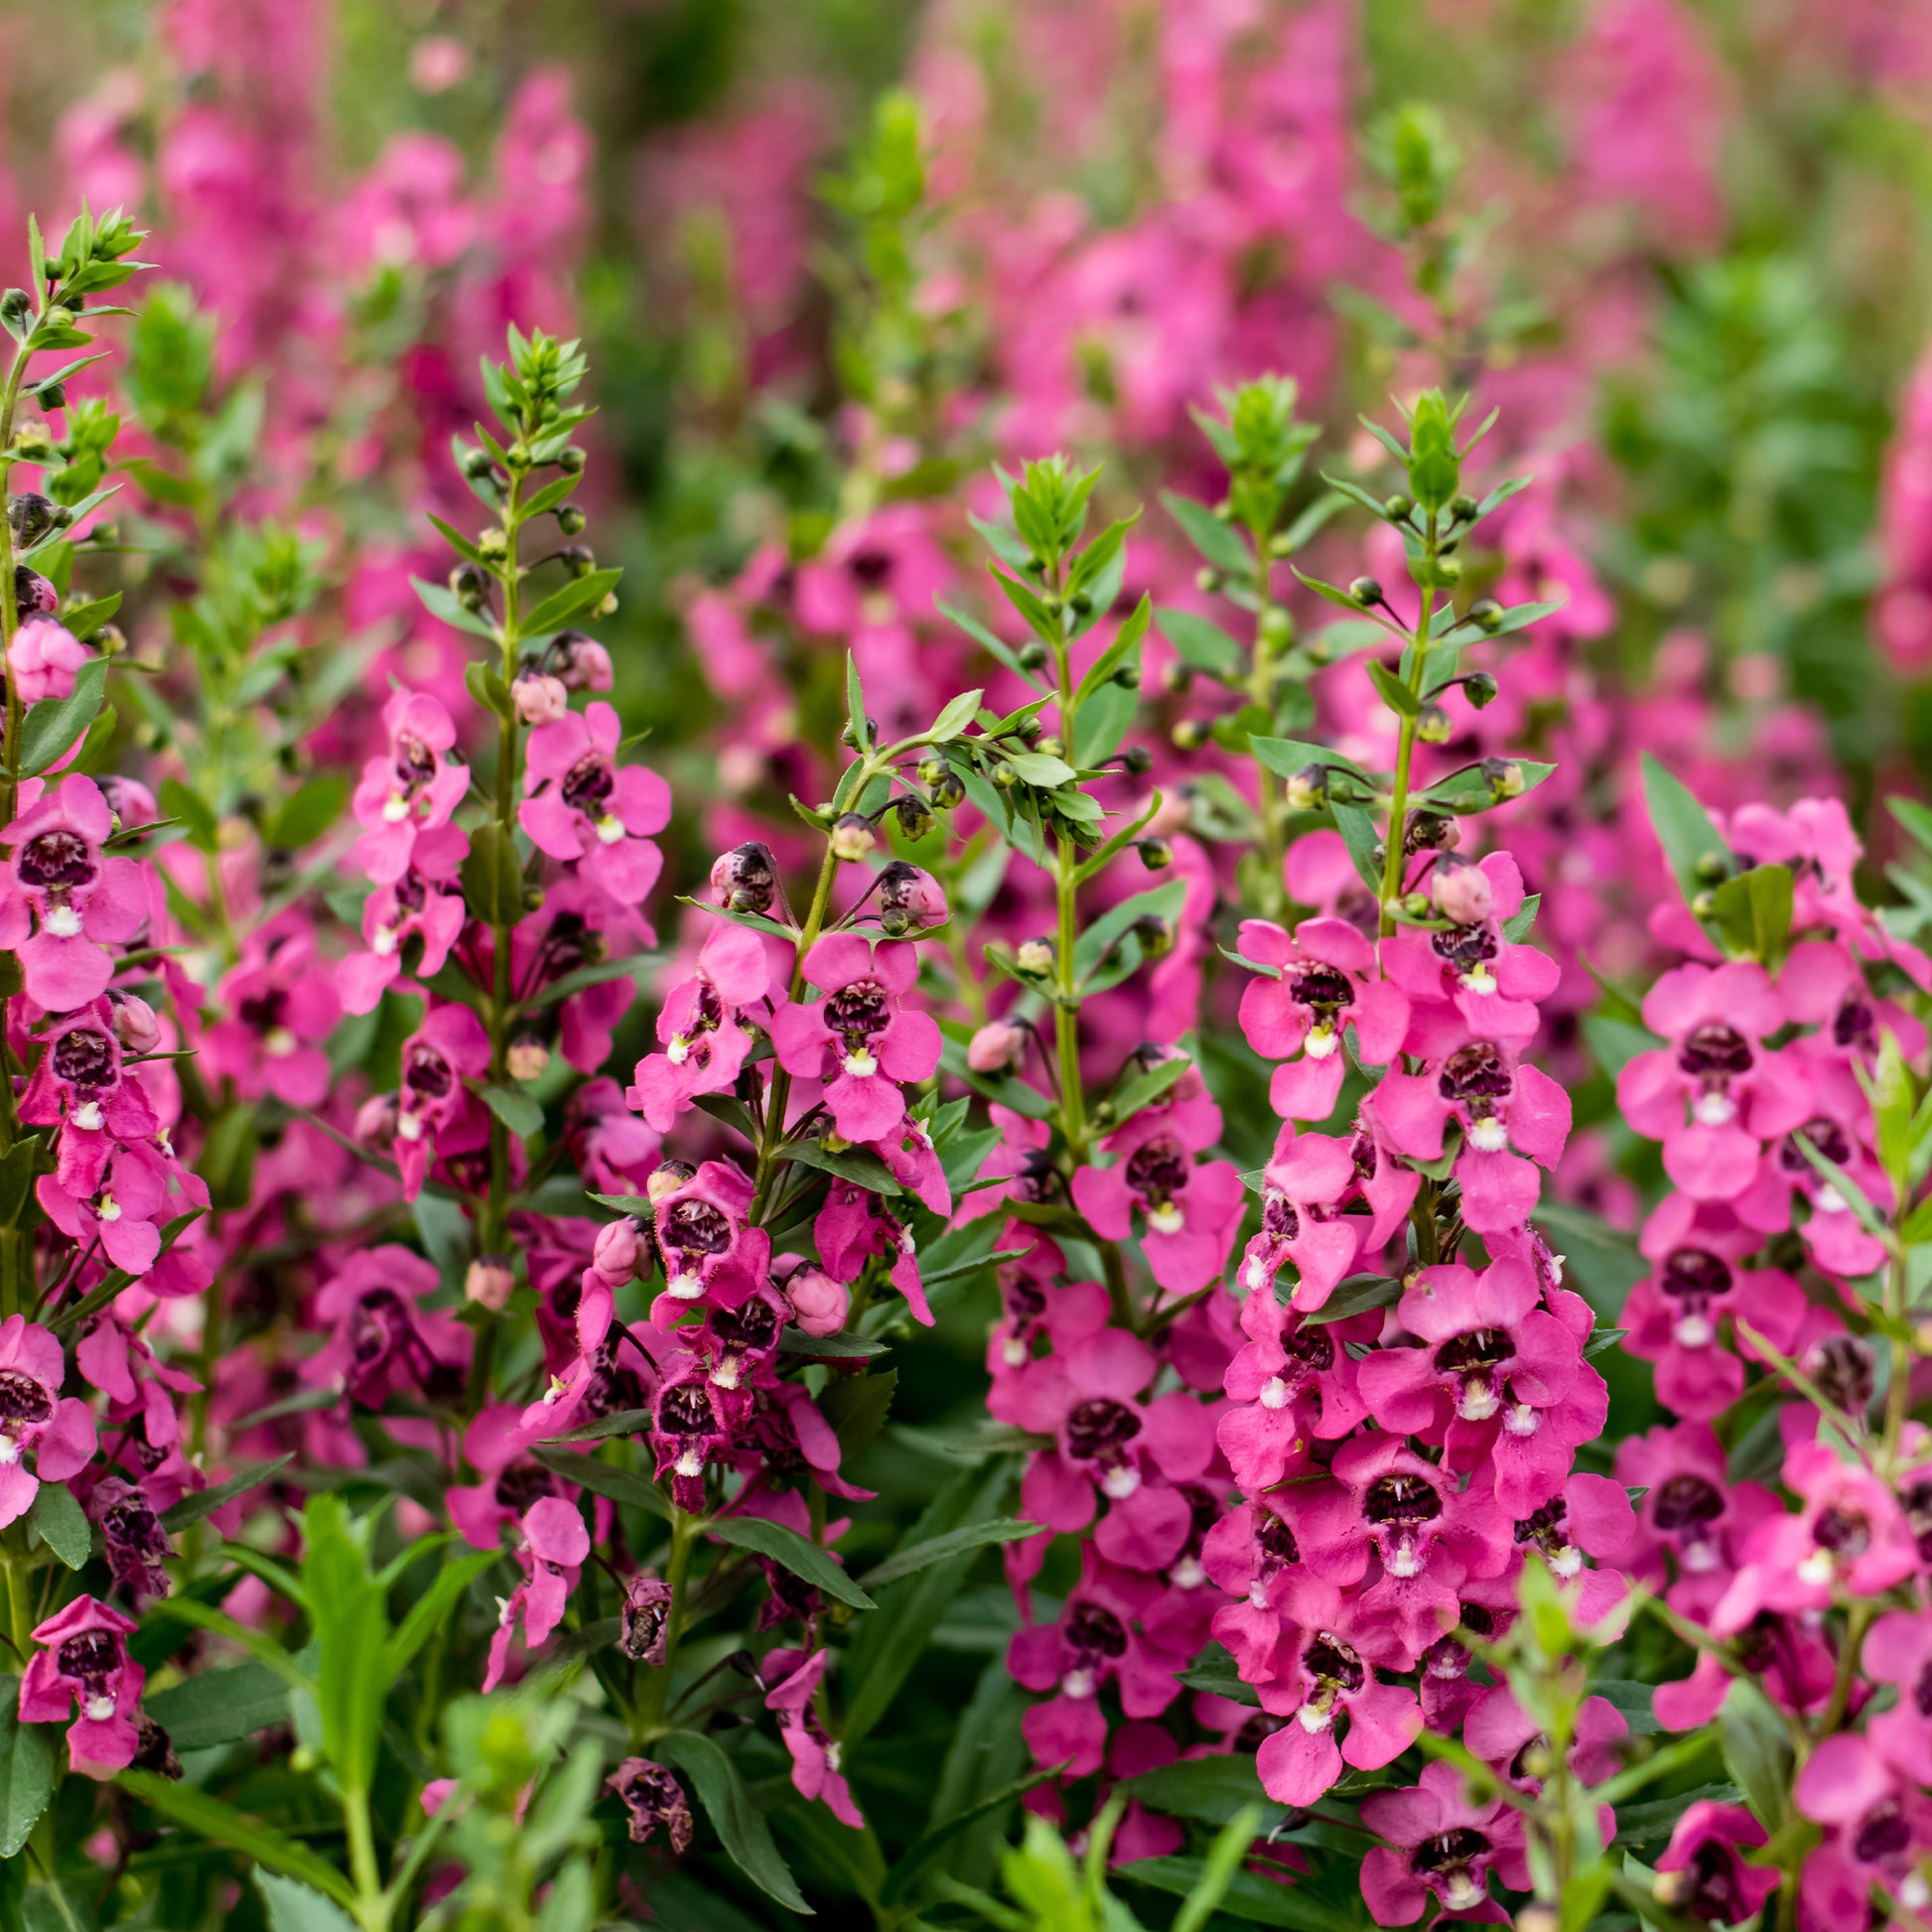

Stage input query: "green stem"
[
  {"left": 1377, "top": 517, "right": 1440, "bottom": 935},
  {"left": 343, "top": 1785, "right": 389, "bottom": 1932},
  {"left": 1248, "top": 532, "right": 1288, "bottom": 919},
  {"left": 636, "top": 1508, "right": 698, "bottom": 1742}
]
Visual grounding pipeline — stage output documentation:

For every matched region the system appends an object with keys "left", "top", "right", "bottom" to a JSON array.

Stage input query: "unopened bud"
[
  {"left": 1121, "top": 746, "right": 1154, "bottom": 776},
  {"left": 1404, "top": 811, "right": 1458, "bottom": 855},
  {"left": 783, "top": 1263, "right": 850, "bottom": 1338},
  {"left": 967, "top": 1022, "right": 1026, "bottom": 1074},
  {"left": 1384, "top": 493, "right": 1414, "bottom": 521},
  {"left": 1111, "top": 662, "right": 1141, "bottom": 690},
  {"left": 1399, "top": 892, "right": 1433, "bottom": 919},
  {"left": 557, "top": 446, "right": 587, "bottom": 474},
  {"left": 831, "top": 813, "right": 877, "bottom": 863},
  {"left": 1017, "top": 641, "right": 1049, "bottom": 671},
  {"left": 1016, "top": 938, "right": 1055, "bottom": 976},
  {"left": 930, "top": 770, "right": 965, "bottom": 808},
  {"left": 450, "top": 562, "right": 490, "bottom": 612},
  {"left": 465, "top": 1256, "right": 516, "bottom": 1311},
  {"left": 551, "top": 629, "right": 613, "bottom": 692},
  {"left": 878, "top": 860, "right": 948, "bottom": 936},
  {"left": 556, "top": 504, "right": 587, "bottom": 536},
  {"left": 0, "top": 289, "right": 30, "bottom": 336},
  {"left": 1433, "top": 857, "right": 1493, "bottom": 925},
  {"left": 1349, "top": 577, "right": 1385, "bottom": 608},
  {"left": 1481, "top": 756, "right": 1524, "bottom": 800},
  {"left": 1172, "top": 718, "right": 1208, "bottom": 752},
  {"left": 106, "top": 991, "right": 162, "bottom": 1055},
  {"left": 1138, "top": 838, "right": 1173, "bottom": 871},
  {"left": 1284, "top": 764, "right": 1327, "bottom": 811},
  {"left": 460, "top": 446, "right": 495, "bottom": 482},
  {"left": 1693, "top": 850, "right": 1729, "bottom": 885},
  {"left": 506, "top": 1036, "right": 550, "bottom": 1083},
  {"left": 1449, "top": 493, "right": 1479, "bottom": 522},
  {"left": 511, "top": 672, "right": 569, "bottom": 725},
  {"left": 893, "top": 794, "right": 934, "bottom": 843},
  {"left": 1131, "top": 915, "right": 1175, "bottom": 960},
  {"left": 593, "top": 1217, "right": 648, "bottom": 1286},
  {"left": 1258, "top": 607, "right": 1292, "bottom": 646},
  {"left": 1468, "top": 599, "right": 1504, "bottom": 633},
  {"left": 557, "top": 543, "right": 597, "bottom": 579},
  {"left": 7, "top": 492, "right": 63, "bottom": 548},
  {"left": 1162, "top": 661, "right": 1192, "bottom": 695},
  {"left": 1417, "top": 702, "right": 1452, "bottom": 744},
  {"left": 711, "top": 842, "right": 777, "bottom": 915},
  {"left": 648, "top": 1161, "right": 695, "bottom": 1205},
  {"left": 354, "top": 1093, "right": 399, "bottom": 1153},
  {"left": 1461, "top": 670, "right": 1498, "bottom": 708},
  {"left": 477, "top": 527, "right": 509, "bottom": 561},
  {"left": 916, "top": 756, "right": 947, "bottom": 787},
  {"left": 14, "top": 567, "right": 56, "bottom": 620}
]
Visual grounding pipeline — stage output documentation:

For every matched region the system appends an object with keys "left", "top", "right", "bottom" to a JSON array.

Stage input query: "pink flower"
[
  {"left": 1382, "top": 852, "right": 1560, "bottom": 1043},
  {"left": 1237, "top": 914, "right": 1409, "bottom": 1121},
  {"left": 203, "top": 918, "right": 342, "bottom": 1109},
  {"left": 1654, "top": 1802, "right": 1778, "bottom": 1927},
  {"left": 0, "top": 774, "right": 148, "bottom": 1010},
  {"left": 768, "top": 935, "right": 940, "bottom": 1143},
  {"left": 350, "top": 690, "right": 470, "bottom": 885},
  {"left": 1360, "top": 1760, "right": 1530, "bottom": 1923},
  {"left": 628, "top": 921, "right": 779, "bottom": 1132},
  {"left": 20, "top": 1596, "right": 144, "bottom": 1778},
  {"left": 0, "top": 1316, "right": 95, "bottom": 1528},
  {"left": 8, "top": 619, "right": 90, "bottom": 703},
  {"left": 1217, "top": 1296, "right": 1368, "bottom": 1494},
  {"left": 651, "top": 1159, "right": 767, "bottom": 1310},
  {"left": 19, "top": 999, "right": 159, "bottom": 1146},
  {"left": 1614, "top": 1421, "right": 1782, "bottom": 1618},
  {"left": 814, "top": 1178, "right": 931, "bottom": 1325},
  {"left": 338, "top": 821, "right": 469, "bottom": 1015},
  {"left": 649, "top": 1364, "right": 742, "bottom": 1513},
  {"left": 37, "top": 1138, "right": 186, "bottom": 1276},
  {"left": 763, "top": 1647, "right": 865, "bottom": 1829},
  {"left": 1795, "top": 1732, "right": 1932, "bottom": 1928},
  {"left": 519, "top": 700, "right": 670, "bottom": 901},
  {"left": 393, "top": 1004, "right": 491, "bottom": 1199},
  {"left": 1865, "top": 1611, "right": 1932, "bottom": 1786},
  {"left": 1618, "top": 961, "right": 1810, "bottom": 1200},
  {"left": 1234, "top": 1127, "right": 1362, "bottom": 1311},
  {"left": 1071, "top": 1111, "right": 1244, "bottom": 1295},
  {"left": 483, "top": 1496, "right": 590, "bottom": 1690},
  {"left": 306, "top": 1246, "right": 470, "bottom": 1407}
]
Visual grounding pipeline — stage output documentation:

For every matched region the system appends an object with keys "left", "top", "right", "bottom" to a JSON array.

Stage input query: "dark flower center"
[
  {"left": 661, "top": 1199, "right": 732, "bottom": 1255},
  {"left": 1916, "top": 1660, "right": 1932, "bottom": 1721},
  {"left": 1433, "top": 924, "right": 1498, "bottom": 970},
  {"left": 1285, "top": 1325, "right": 1333, "bottom": 1372},
  {"left": 1304, "top": 1631, "right": 1364, "bottom": 1693},
  {"left": 1853, "top": 1803, "right": 1911, "bottom": 1866},
  {"left": 52, "top": 1028, "right": 115, "bottom": 1087},
  {"left": 1903, "top": 1479, "right": 1932, "bottom": 1563},
  {"left": 493, "top": 1464, "right": 555, "bottom": 1512},
  {"left": 1438, "top": 1040, "right": 1511, "bottom": 1104},
  {"left": 57, "top": 1629, "right": 120, "bottom": 1683},
  {"left": 1811, "top": 1505, "right": 1869, "bottom": 1558},
  {"left": 238, "top": 989, "right": 289, "bottom": 1035},
  {"left": 1681, "top": 1840, "right": 1748, "bottom": 1924},
  {"left": 18, "top": 829, "right": 94, "bottom": 891},
  {"left": 1364, "top": 1471, "right": 1443, "bottom": 1526},
  {"left": 1834, "top": 999, "right": 1875, "bottom": 1050},
  {"left": 1065, "top": 1398, "right": 1141, "bottom": 1461},
  {"left": 1678, "top": 1024, "right": 1752, "bottom": 1078},
  {"left": 1411, "top": 1827, "right": 1490, "bottom": 1883},
  {"left": 561, "top": 753, "right": 615, "bottom": 816},
  {"left": 657, "top": 1383, "right": 716, "bottom": 1437},
  {"left": 0, "top": 1369, "right": 53, "bottom": 1427},
  {"left": 823, "top": 979, "right": 890, "bottom": 1045},
  {"left": 1652, "top": 1474, "right": 1725, "bottom": 1533},
  {"left": 1066, "top": 1601, "right": 1128, "bottom": 1661},
  {"left": 1807, "top": 1334, "right": 1873, "bottom": 1413},
  {"left": 1290, "top": 964, "right": 1354, "bottom": 1011},
  {"left": 709, "top": 1299, "right": 780, "bottom": 1353},
  {"left": 393, "top": 732, "right": 437, "bottom": 794},
  {"left": 403, "top": 1044, "right": 453, "bottom": 1102},
  {"left": 350, "top": 1289, "right": 406, "bottom": 1371},
  {"left": 1433, "top": 1327, "right": 1514, "bottom": 1376},
  {"left": 1256, "top": 1512, "right": 1301, "bottom": 1567},
  {"left": 1263, "top": 1190, "right": 1302, "bottom": 1240},
  {"left": 1661, "top": 1248, "right": 1731, "bottom": 1303},
  {"left": 1781, "top": 1117, "right": 1852, "bottom": 1172},
  {"left": 1124, "top": 1137, "right": 1189, "bottom": 1206}
]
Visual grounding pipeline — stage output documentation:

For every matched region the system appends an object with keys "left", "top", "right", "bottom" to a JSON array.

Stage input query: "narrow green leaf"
[
  {"left": 17, "top": 655, "right": 109, "bottom": 777},
  {"left": 26, "top": 1480, "right": 90, "bottom": 1569},
  {"left": 144, "top": 1661, "right": 289, "bottom": 1750},
  {"left": 1159, "top": 490, "right": 1251, "bottom": 574},
  {"left": 530, "top": 1445, "right": 672, "bottom": 1522},
  {"left": 1365, "top": 657, "right": 1420, "bottom": 718},
  {"left": 856, "top": 1519, "right": 1043, "bottom": 1592},
  {"left": 521, "top": 567, "right": 621, "bottom": 638},
  {"left": 1641, "top": 754, "right": 1731, "bottom": 907},
  {"left": 255, "top": 1872, "right": 358, "bottom": 1932},
  {"left": 160, "top": 1454, "right": 292, "bottom": 1533},
  {"left": 1157, "top": 608, "right": 1246, "bottom": 682},
  {"left": 653, "top": 1730, "right": 815, "bottom": 1913},
  {"left": 704, "top": 1515, "right": 875, "bottom": 1610},
  {"left": 480, "top": 1083, "right": 544, "bottom": 1140},
  {"left": 0, "top": 1679, "right": 57, "bottom": 1857},
  {"left": 118, "top": 1770, "right": 358, "bottom": 1907},
  {"left": 410, "top": 574, "right": 498, "bottom": 640}
]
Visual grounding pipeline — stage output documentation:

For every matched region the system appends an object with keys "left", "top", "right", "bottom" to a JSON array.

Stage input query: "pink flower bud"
[
  {"left": 784, "top": 1265, "right": 849, "bottom": 1338},
  {"left": 8, "top": 619, "right": 88, "bottom": 704},
  {"left": 1433, "top": 860, "right": 1493, "bottom": 926},
  {"left": 511, "top": 672, "right": 570, "bottom": 725},
  {"left": 879, "top": 861, "right": 948, "bottom": 936},
  {"left": 465, "top": 1256, "right": 515, "bottom": 1311},
  {"left": 106, "top": 992, "right": 161, "bottom": 1056},
  {"left": 967, "top": 1022, "right": 1025, "bottom": 1073},
  {"left": 710, "top": 842, "right": 776, "bottom": 914},
  {"left": 353, "top": 1092, "right": 400, "bottom": 1153},
  {"left": 554, "top": 630, "right": 614, "bottom": 691},
  {"left": 593, "top": 1216, "right": 648, "bottom": 1285},
  {"left": 506, "top": 1035, "right": 551, "bottom": 1081}
]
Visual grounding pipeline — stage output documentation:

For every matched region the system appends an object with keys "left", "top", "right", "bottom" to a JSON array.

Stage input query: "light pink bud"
[
  {"left": 554, "top": 631, "right": 614, "bottom": 692},
  {"left": 8, "top": 618, "right": 88, "bottom": 704},
  {"left": 354, "top": 1092, "right": 400, "bottom": 1153},
  {"left": 465, "top": 1256, "right": 515, "bottom": 1311},
  {"left": 784, "top": 1265, "right": 850, "bottom": 1338},
  {"left": 506, "top": 1035, "right": 551, "bottom": 1081},
  {"left": 879, "top": 861, "right": 948, "bottom": 936},
  {"left": 1432, "top": 860, "right": 1493, "bottom": 927},
  {"left": 106, "top": 992, "right": 161, "bottom": 1055},
  {"left": 593, "top": 1217, "right": 648, "bottom": 1285},
  {"left": 967, "top": 1022, "right": 1025, "bottom": 1074},
  {"left": 511, "top": 672, "right": 570, "bottom": 725}
]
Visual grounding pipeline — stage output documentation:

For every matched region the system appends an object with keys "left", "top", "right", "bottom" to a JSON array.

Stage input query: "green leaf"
[
  {"left": 480, "top": 1083, "right": 544, "bottom": 1140},
  {"left": 856, "top": 1519, "right": 1043, "bottom": 1592},
  {"left": 460, "top": 821, "right": 525, "bottom": 927},
  {"left": 1591, "top": 1680, "right": 1661, "bottom": 1736},
  {"left": 1581, "top": 1013, "right": 1663, "bottom": 1078},
  {"left": 58, "top": 592, "right": 121, "bottom": 641},
  {"left": 1365, "top": 657, "right": 1419, "bottom": 717},
  {"left": 542, "top": 1407, "right": 653, "bottom": 1443},
  {"left": 779, "top": 1327, "right": 891, "bottom": 1359},
  {"left": 933, "top": 597, "right": 1044, "bottom": 691},
  {"left": 1073, "top": 594, "right": 1152, "bottom": 707},
  {"left": 0, "top": 1678, "right": 57, "bottom": 1857},
  {"left": 779, "top": 1140, "right": 901, "bottom": 1195},
  {"left": 267, "top": 774, "right": 347, "bottom": 852},
  {"left": 160, "top": 1454, "right": 293, "bottom": 1533},
  {"left": 531, "top": 1445, "right": 672, "bottom": 1522},
  {"left": 410, "top": 575, "right": 497, "bottom": 640},
  {"left": 1301, "top": 1274, "right": 1402, "bottom": 1325},
  {"left": 1174, "top": 1641, "right": 1257, "bottom": 1707},
  {"left": 26, "top": 1479, "right": 90, "bottom": 1569},
  {"left": 845, "top": 650, "right": 870, "bottom": 749},
  {"left": 1641, "top": 754, "right": 1731, "bottom": 908},
  {"left": 877, "top": 1763, "right": 1064, "bottom": 1908},
  {"left": 1107, "top": 1054, "right": 1192, "bottom": 1128},
  {"left": 301, "top": 1494, "right": 388, "bottom": 1794},
  {"left": 117, "top": 1770, "right": 358, "bottom": 1906},
  {"left": 386, "top": 1549, "right": 499, "bottom": 1677},
  {"left": 1118, "top": 1856, "right": 1339, "bottom": 1928},
  {"left": 1159, "top": 490, "right": 1251, "bottom": 575},
  {"left": 1175, "top": 1806, "right": 1269, "bottom": 1932},
  {"left": 816, "top": 1368, "right": 897, "bottom": 1462},
  {"left": 653, "top": 1730, "right": 815, "bottom": 1913},
  {"left": 1072, "top": 881, "right": 1188, "bottom": 981},
  {"left": 1127, "top": 1755, "right": 1289, "bottom": 1832},
  {"left": 928, "top": 688, "right": 984, "bottom": 743},
  {"left": 1707, "top": 864, "right": 1794, "bottom": 969},
  {"left": 1890, "top": 795, "right": 1932, "bottom": 856},
  {"left": 159, "top": 776, "right": 219, "bottom": 855},
  {"left": 1719, "top": 1678, "right": 1791, "bottom": 1830},
  {"left": 16, "top": 655, "right": 109, "bottom": 777},
  {"left": 521, "top": 567, "right": 621, "bottom": 638},
  {"left": 1157, "top": 609, "right": 1245, "bottom": 682},
  {"left": 144, "top": 1660, "right": 290, "bottom": 1750},
  {"left": 255, "top": 1873, "right": 358, "bottom": 1932},
  {"left": 1414, "top": 760, "right": 1556, "bottom": 813},
  {"left": 1330, "top": 801, "right": 1385, "bottom": 892},
  {"left": 1249, "top": 737, "right": 1374, "bottom": 788}
]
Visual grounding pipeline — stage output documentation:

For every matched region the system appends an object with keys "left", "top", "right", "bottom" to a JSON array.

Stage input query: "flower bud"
[
  {"left": 460, "top": 446, "right": 495, "bottom": 482},
  {"left": 450, "top": 562, "right": 490, "bottom": 612},
  {"left": 556, "top": 504, "right": 587, "bottom": 536},
  {"left": 105, "top": 992, "right": 162, "bottom": 1056},
  {"left": 1384, "top": 493, "right": 1414, "bottom": 521},
  {"left": 36, "top": 384, "right": 64, "bottom": 412},
  {"left": 557, "top": 446, "right": 587, "bottom": 474},
  {"left": 893, "top": 794, "right": 934, "bottom": 843},
  {"left": 465, "top": 1256, "right": 516, "bottom": 1311},
  {"left": 831, "top": 813, "right": 877, "bottom": 863},
  {"left": 1138, "top": 837, "right": 1173, "bottom": 871},
  {"left": 1131, "top": 915, "right": 1175, "bottom": 960},
  {"left": 10, "top": 421, "right": 52, "bottom": 460},
  {"left": 711, "top": 842, "right": 777, "bottom": 915},
  {"left": 1433, "top": 857, "right": 1493, "bottom": 926},
  {"left": 1172, "top": 718, "right": 1208, "bottom": 752},
  {"left": 1403, "top": 811, "right": 1458, "bottom": 856},
  {"left": 1195, "top": 567, "right": 1223, "bottom": 595},
  {"left": 1284, "top": 764, "right": 1327, "bottom": 811},
  {"left": 1121, "top": 745, "right": 1154, "bottom": 776},
  {"left": 506, "top": 1036, "right": 550, "bottom": 1082},
  {"left": 1693, "top": 850, "right": 1729, "bottom": 886},
  {"left": 1481, "top": 756, "right": 1525, "bottom": 800},
  {"left": 783, "top": 1264, "right": 850, "bottom": 1338},
  {"left": 648, "top": 1160, "right": 696, "bottom": 1204},
  {"left": 7, "top": 492, "right": 64, "bottom": 548},
  {"left": 13, "top": 566, "right": 56, "bottom": 620},
  {"left": 916, "top": 756, "right": 947, "bottom": 786},
  {"left": 1416, "top": 702, "right": 1452, "bottom": 744},
  {"left": 593, "top": 1217, "right": 649, "bottom": 1286},
  {"left": 0, "top": 289, "right": 30, "bottom": 336},
  {"left": 511, "top": 672, "right": 569, "bottom": 725},
  {"left": 1349, "top": 577, "right": 1385, "bottom": 607},
  {"left": 557, "top": 543, "right": 597, "bottom": 578},
  {"left": 1016, "top": 937, "right": 1055, "bottom": 976},
  {"left": 1018, "top": 641, "right": 1048, "bottom": 671},
  {"left": 1257, "top": 607, "right": 1293, "bottom": 646},
  {"left": 878, "top": 860, "right": 948, "bottom": 936},
  {"left": 967, "top": 1023, "right": 1025, "bottom": 1073},
  {"left": 1110, "top": 662, "right": 1141, "bottom": 690},
  {"left": 354, "top": 1093, "right": 399, "bottom": 1153},
  {"left": 1449, "top": 493, "right": 1479, "bottom": 522},
  {"left": 929, "top": 770, "right": 965, "bottom": 809},
  {"left": 1468, "top": 599, "right": 1504, "bottom": 633},
  {"left": 477, "top": 526, "right": 509, "bottom": 561}
]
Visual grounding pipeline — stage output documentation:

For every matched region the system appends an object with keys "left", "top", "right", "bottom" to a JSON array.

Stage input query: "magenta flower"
[
  {"left": 1617, "top": 960, "right": 1810, "bottom": 1200},
  {"left": 305, "top": 1245, "right": 470, "bottom": 1408},
  {"left": 628, "top": 921, "right": 778, "bottom": 1132},
  {"left": 651, "top": 1158, "right": 767, "bottom": 1309},
  {"left": 1253, "top": 1578, "right": 1423, "bottom": 1805},
  {"left": 1365, "top": 1022, "right": 1570, "bottom": 1234},
  {"left": 19, "top": 999, "right": 159, "bottom": 1147},
  {"left": 1359, "top": 1760, "right": 1530, "bottom": 1923},
  {"left": 814, "top": 1178, "right": 931, "bottom": 1325},
  {"left": 1614, "top": 1421, "right": 1782, "bottom": 1620},
  {"left": 1865, "top": 1611, "right": 1932, "bottom": 1786},
  {"left": 649, "top": 1364, "right": 744, "bottom": 1513},
  {"left": 37, "top": 1138, "right": 181, "bottom": 1276},
  {"left": 339, "top": 821, "right": 469, "bottom": 1015},
  {"left": 1218, "top": 1293, "right": 1368, "bottom": 1494},
  {"left": 350, "top": 689, "right": 470, "bottom": 886},
  {"left": 1488, "top": 1469, "right": 1635, "bottom": 1614},
  {"left": 1202, "top": 1500, "right": 1306, "bottom": 1682},
  {"left": 763, "top": 1647, "right": 865, "bottom": 1830},
  {"left": 393, "top": 1004, "right": 491, "bottom": 1200},
  {"left": 1071, "top": 1109, "right": 1244, "bottom": 1295},
  {"left": 0, "top": 1315, "right": 95, "bottom": 1529},
  {"left": 608, "top": 1758, "right": 692, "bottom": 1851},
  {"left": 1236, "top": 914, "right": 1409, "bottom": 1120},
  {"left": 1235, "top": 1127, "right": 1362, "bottom": 1311},
  {"left": 1794, "top": 1733, "right": 1932, "bottom": 1930},
  {"left": 87, "top": 1475, "right": 176, "bottom": 1603},
  {"left": 1465, "top": 1683, "right": 1627, "bottom": 1793},
  {"left": 768, "top": 935, "right": 940, "bottom": 1142},
  {"left": 0, "top": 774, "right": 148, "bottom": 1011},
  {"left": 1653, "top": 1801, "right": 1779, "bottom": 1928},
  {"left": 9, "top": 618, "right": 89, "bottom": 703},
  {"left": 204, "top": 919, "right": 342, "bottom": 1109},
  {"left": 483, "top": 1496, "right": 590, "bottom": 1691},
  {"left": 519, "top": 700, "right": 670, "bottom": 901},
  {"left": 20, "top": 1596, "right": 145, "bottom": 1778}
]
